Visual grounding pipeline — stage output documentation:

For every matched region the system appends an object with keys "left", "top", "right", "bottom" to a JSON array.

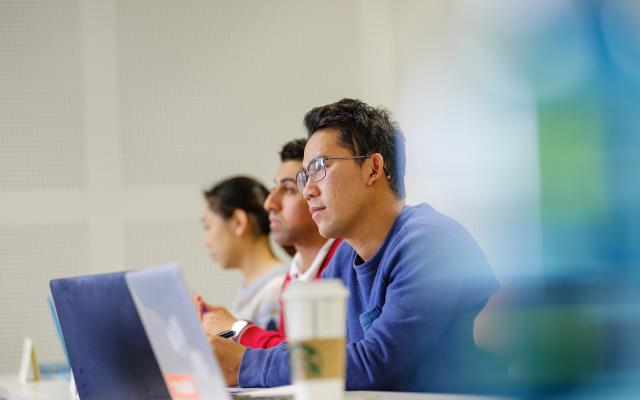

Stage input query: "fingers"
[
  {"left": 202, "top": 311, "right": 228, "bottom": 336},
  {"left": 192, "top": 295, "right": 207, "bottom": 320},
  {"left": 191, "top": 294, "right": 231, "bottom": 324},
  {"left": 204, "top": 303, "right": 224, "bottom": 312},
  {"left": 192, "top": 295, "right": 224, "bottom": 319}
]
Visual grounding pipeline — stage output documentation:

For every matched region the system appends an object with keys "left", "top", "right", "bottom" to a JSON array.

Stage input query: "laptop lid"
[
  {"left": 125, "top": 264, "right": 230, "bottom": 400},
  {"left": 50, "top": 271, "right": 171, "bottom": 400}
]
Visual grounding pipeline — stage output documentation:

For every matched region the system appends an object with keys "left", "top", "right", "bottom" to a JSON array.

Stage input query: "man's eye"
[{"left": 312, "top": 159, "right": 324, "bottom": 171}]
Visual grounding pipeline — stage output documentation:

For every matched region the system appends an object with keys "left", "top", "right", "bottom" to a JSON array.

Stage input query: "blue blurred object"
[
  {"left": 469, "top": 1, "right": 640, "bottom": 397},
  {"left": 39, "top": 361, "right": 70, "bottom": 379}
]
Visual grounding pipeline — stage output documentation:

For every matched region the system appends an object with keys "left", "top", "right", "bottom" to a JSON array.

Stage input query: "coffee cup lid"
[{"left": 283, "top": 279, "right": 349, "bottom": 301}]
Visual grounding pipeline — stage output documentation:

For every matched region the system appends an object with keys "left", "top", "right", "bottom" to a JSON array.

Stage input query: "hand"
[
  {"left": 207, "top": 335, "right": 246, "bottom": 386},
  {"left": 192, "top": 294, "right": 209, "bottom": 320},
  {"left": 201, "top": 306, "right": 237, "bottom": 336}
]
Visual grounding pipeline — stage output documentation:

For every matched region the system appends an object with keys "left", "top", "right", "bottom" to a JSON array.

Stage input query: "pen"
[{"left": 216, "top": 330, "right": 236, "bottom": 339}]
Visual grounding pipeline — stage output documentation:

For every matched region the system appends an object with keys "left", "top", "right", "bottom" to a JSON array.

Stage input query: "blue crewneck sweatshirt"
[{"left": 238, "top": 204, "right": 502, "bottom": 393}]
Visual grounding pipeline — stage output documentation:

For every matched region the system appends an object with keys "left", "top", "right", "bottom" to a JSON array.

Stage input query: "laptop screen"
[
  {"left": 125, "top": 264, "right": 230, "bottom": 400},
  {"left": 50, "top": 271, "right": 171, "bottom": 400}
]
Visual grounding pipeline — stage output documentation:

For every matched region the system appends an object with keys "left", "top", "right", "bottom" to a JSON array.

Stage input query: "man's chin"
[
  {"left": 318, "top": 223, "right": 338, "bottom": 239},
  {"left": 272, "top": 233, "right": 292, "bottom": 247}
]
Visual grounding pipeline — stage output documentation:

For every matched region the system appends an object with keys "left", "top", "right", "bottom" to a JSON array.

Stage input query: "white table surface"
[
  {"left": 0, "top": 375, "right": 69, "bottom": 400},
  {"left": 0, "top": 375, "right": 507, "bottom": 400}
]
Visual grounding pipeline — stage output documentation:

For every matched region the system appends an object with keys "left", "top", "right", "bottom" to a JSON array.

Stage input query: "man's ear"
[
  {"left": 366, "top": 153, "right": 386, "bottom": 187},
  {"left": 231, "top": 209, "right": 249, "bottom": 236}
]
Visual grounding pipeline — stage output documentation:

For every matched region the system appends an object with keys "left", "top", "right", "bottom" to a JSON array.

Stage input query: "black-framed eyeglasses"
[{"left": 296, "top": 156, "right": 371, "bottom": 194}]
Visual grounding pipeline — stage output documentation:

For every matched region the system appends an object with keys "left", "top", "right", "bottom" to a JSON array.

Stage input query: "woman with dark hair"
[{"left": 199, "top": 176, "right": 287, "bottom": 331}]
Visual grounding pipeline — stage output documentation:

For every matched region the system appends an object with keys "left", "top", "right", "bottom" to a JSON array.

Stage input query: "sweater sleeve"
[
  {"left": 238, "top": 324, "right": 286, "bottom": 348},
  {"left": 344, "top": 229, "right": 472, "bottom": 390},
  {"left": 238, "top": 343, "right": 291, "bottom": 387}
]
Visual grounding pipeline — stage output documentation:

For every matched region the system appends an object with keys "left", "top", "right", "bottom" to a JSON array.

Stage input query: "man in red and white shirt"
[{"left": 196, "top": 138, "right": 341, "bottom": 348}]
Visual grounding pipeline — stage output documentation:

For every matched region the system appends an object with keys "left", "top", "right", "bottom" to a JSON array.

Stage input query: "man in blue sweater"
[{"left": 209, "top": 99, "right": 504, "bottom": 393}]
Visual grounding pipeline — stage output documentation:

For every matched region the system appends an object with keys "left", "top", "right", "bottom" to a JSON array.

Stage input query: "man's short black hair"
[
  {"left": 279, "top": 138, "right": 307, "bottom": 162},
  {"left": 303, "top": 98, "right": 406, "bottom": 198}
]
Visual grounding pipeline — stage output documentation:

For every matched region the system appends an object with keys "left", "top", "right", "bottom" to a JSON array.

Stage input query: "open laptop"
[
  {"left": 50, "top": 271, "right": 171, "bottom": 400},
  {"left": 125, "top": 264, "right": 232, "bottom": 400}
]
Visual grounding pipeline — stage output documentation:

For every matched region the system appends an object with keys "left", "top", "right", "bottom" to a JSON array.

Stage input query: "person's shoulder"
[
  {"left": 255, "top": 265, "right": 287, "bottom": 294},
  {"left": 390, "top": 204, "right": 492, "bottom": 272},
  {"left": 273, "top": 262, "right": 289, "bottom": 276},
  {"left": 332, "top": 239, "right": 355, "bottom": 259},
  {"left": 394, "top": 203, "right": 470, "bottom": 243},
  {"left": 402, "top": 203, "right": 460, "bottom": 227},
  {"left": 323, "top": 240, "right": 355, "bottom": 278},
  {"left": 265, "top": 269, "right": 287, "bottom": 288}
]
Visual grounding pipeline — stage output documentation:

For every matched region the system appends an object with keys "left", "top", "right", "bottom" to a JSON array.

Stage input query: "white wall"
[
  {"left": 392, "top": 0, "right": 543, "bottom": 283},
  {"left": 0, "top": 0, "right": 539, "bottom": 372},
  {"left": 0, "top": 0, "right": 395, "bottom": 372}
]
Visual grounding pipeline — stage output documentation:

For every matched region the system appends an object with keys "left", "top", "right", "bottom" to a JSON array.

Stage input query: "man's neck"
[
  {"left": 294, "top": 234, "right": 328, "bottom": 274},
  {"left": 345, "top": 196, "right": 404, "bottom": 263}
]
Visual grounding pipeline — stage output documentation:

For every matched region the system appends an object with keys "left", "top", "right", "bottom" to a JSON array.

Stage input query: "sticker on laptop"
[{"left": 165, "top": 374, "right": 199, "bottom": 399}]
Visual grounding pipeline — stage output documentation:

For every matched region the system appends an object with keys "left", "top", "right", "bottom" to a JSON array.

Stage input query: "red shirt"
[{"left": 237, "top": 239, "right": 342, "bottom": 348}]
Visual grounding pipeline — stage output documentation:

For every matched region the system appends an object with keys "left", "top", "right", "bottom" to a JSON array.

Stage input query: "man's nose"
[
  {"left": 303, "top": 178, "right": 319, "bottom": 201},
  {"left": 264, "top": 190, "right": 280, "bottom": 211}
]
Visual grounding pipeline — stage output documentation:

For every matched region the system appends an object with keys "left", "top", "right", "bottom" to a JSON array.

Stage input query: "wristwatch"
[{"left": 231, "top": 320, "right": 249, "bottom": 340}]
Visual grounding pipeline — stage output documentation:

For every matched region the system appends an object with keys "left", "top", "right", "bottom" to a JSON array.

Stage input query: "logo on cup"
[{"left": 290, "top": 338, "right": 345, "bottom": 379}]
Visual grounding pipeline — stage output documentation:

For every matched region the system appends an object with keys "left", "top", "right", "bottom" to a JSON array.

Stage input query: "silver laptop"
[{"left": 125, "top": 264, "right": 231, "bottom": 400}]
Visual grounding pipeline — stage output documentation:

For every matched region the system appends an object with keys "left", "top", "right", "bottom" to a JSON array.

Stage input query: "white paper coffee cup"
[{"left": 283, "top": 279, "right": 349, "bottom": 400}]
